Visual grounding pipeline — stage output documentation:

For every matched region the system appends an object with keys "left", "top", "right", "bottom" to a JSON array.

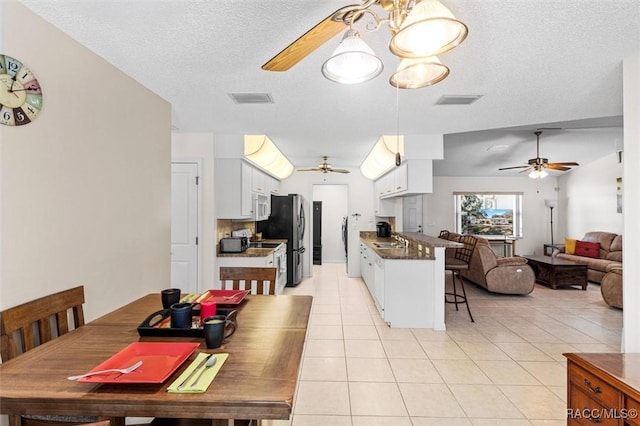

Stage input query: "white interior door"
[
  {"left": 403, "top": 195, "right": 423, "bottom": 233},
  {"left": 171, "top": 162, "right": 199, "bottom": 294}
]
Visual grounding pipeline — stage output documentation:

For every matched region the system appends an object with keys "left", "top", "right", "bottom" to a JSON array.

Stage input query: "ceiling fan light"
[
  {"left": 322, "top": 29, "right": 384, "bottom": 84},
  {"left": 528, "top": 169, "right": 548, "bottom": 179},
  {"left": 244, "top": 134, "right": 294, "bottom": 179},
  {"left": 389, "top": 0, "right": 468, "bottom": 58},
  {"left": 390, "top": 56, "right": 450, "bottom": 89}
]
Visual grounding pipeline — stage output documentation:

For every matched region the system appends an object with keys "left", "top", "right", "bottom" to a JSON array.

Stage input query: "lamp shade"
[
  {"left": 389, "top": 0, "right": 468, "bottom": 58},
  {"left": 544, "top": 199, "right": 558, "bottom": 208},
  {"left": 322, "top": 29, "right": 384, "bottom": 84},
  {"left": 390, "top": 56, "right": 450, "bottom": 89}
]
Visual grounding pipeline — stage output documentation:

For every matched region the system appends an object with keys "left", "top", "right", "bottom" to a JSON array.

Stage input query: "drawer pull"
[{"left": 583, "top": 378, "right": 602, "bottom": 394}]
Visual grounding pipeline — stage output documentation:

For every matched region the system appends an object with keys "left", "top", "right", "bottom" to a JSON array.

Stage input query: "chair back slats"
[
  {"left": 219, "top": 267, "right": 278, "bottom": 295},
  {"left": 455, "top": 235, "right": 478, "bottom": 265},
  {"left": 0, "top": 286, "right": 86, "bottom": 361}
]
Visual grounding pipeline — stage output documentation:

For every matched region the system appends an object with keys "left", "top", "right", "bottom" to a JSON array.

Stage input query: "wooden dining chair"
[
  {"left": 219, "top": 267, "right": 278, "bottom": 295},
  {"left": 0, "top": 286, "right": 146, "bottom": 426}
]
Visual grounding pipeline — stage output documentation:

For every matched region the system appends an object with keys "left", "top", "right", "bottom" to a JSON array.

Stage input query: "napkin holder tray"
[{"left": 137, "top": 307, "right": 235, "bottom": 337}]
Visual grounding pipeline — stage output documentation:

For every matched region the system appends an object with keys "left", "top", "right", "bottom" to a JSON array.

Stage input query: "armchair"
[{"left": 459, "top": 238, "right": 535, "bottom": 295}]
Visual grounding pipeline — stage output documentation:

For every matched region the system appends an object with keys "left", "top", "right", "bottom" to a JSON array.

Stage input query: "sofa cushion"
[
  {"left": 575, "top": 240, "right": 600, "bottom": 258},
  {"left": 565, "top": 238, "right": 577, "bottom": 254},
  {"left": 606, "top": 235, "right": 623, "bottom": 262},
  {"left": 583, "top": 231, "right": 616, "bottom": 252}
]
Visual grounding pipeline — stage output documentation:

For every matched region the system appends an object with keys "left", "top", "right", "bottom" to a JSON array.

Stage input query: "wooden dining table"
[{"left": 0, "top": 293, "right": 312, "bottom": 426}]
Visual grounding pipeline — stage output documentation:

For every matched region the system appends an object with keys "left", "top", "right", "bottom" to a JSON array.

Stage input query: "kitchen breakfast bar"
[{"left": 359, "top": 232, "right": 461, "bottom": 330}]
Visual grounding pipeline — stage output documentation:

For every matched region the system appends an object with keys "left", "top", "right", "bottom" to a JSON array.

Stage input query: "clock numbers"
[{"left": 0, "top": 54, "right": 43, "bottom": 126}]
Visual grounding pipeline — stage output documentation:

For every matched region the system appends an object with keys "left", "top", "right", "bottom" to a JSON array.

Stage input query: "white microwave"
[{"left": 253, "top": 193, "right": 269, "bottom": 221}]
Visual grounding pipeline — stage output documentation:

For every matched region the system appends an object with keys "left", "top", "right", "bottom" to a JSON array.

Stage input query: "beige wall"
[{"left": 0, "top": 1, "right": 171, "bottom": 328}]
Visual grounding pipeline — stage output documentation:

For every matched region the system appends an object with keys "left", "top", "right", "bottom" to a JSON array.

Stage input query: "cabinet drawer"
[
  {"left": 569, "top": 386, "right": 619, "bottom": 426},
  {"left": 569, "top": 363, "right": 620, "bottom": 408},
  {"left": 626, "top": 396, "right": 640, "bottom": 425}
]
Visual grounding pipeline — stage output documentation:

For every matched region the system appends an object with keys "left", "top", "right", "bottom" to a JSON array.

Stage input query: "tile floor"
[{"left": 269, "top": 262, "right": 623, "bottom": 426}]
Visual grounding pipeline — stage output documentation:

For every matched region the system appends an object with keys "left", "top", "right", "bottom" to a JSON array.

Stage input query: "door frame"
[{"left": 171, "top": 159, "right": 203, "bottom": 292}]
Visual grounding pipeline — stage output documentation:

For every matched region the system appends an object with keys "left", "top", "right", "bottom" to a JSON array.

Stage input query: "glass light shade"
[
  {"left": 244, "top": 135, "right": 294, "bottom": 179},
  {"left": 528, "top": 169, "right": 548, "bottom": 179},
  {"left": 322, "top": 29, "right": 384, "bottom": 84},
  {"left": 360, "top": 136, "right": 405, "bottom": 179},
  {"left": 544, "top": 199, "right": 558, "bottom": 208},
  {"left": 390, "top": 56, "right": 449, "bottom": 89},
  {"left": 389, "top": 0, "right": 468, "bottom": 58}
]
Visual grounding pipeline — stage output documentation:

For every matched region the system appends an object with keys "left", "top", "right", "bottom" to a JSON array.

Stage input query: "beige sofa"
[
  {"left": 553, "top": 231, "right": 622, "bottom": 284},
  {"left": 445, "top": 233, "right": 535, "bottom": 295}
]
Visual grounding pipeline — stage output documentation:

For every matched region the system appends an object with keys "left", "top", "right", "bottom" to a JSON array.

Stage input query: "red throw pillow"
[{"left": 574, "top": 240, "right": 600, "bottom": 259}]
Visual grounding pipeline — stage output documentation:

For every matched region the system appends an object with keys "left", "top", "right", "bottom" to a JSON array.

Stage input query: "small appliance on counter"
[
  {"left": 376, "top": 221, "right": 391, "bottom": 238},
  {"left": 219, "top": 237, "right": 249, "bottom": 253}
]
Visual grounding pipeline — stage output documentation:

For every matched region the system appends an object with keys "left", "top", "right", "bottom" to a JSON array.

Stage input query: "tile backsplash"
[{"left": 217, "top": 219, "right": 255, "bottom": 240}]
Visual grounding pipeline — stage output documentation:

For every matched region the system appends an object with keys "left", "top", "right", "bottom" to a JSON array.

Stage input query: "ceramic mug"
[
  {"left": 170, "top": 302, "right": 193, "bottom": 328},
  {"left": 202, "top": 314, "right": 237, "bottom": 349},
  {"left": 161, "top": 288, "right": 181, "bottom": 309}
]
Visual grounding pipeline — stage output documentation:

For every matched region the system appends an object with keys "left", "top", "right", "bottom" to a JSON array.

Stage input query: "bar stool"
[
  {"left": 445, "top": 234, "right": 477, "bottom": 322},
  {"left": 438, "top": 230, "right": 450, "bottom": 239}
]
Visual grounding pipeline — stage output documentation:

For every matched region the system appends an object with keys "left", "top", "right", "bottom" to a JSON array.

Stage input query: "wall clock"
[{"left": 0, "top": 54, "right": 43, "bottom": 126}]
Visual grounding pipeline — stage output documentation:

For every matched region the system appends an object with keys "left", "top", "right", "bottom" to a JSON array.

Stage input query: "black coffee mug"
[
  {"left": 161, "top": 288, "right": 181, "bottom": 309},
  {"left": 203, "top": 314, "right": 237, "bottom": 349},
  {"left": 170, "top": 302, "right": 193, "bottom": 328}
]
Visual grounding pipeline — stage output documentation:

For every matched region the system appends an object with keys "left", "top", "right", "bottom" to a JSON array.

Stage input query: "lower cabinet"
[
  {"left": 565, "top": 353, "right": 640, "bottom": 426},
  {"left": 360, "top": 239, "right": 437, "bottom": 328}
]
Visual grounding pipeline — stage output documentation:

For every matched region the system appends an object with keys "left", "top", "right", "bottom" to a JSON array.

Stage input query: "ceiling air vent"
[
  {"left": 436, "top": 95, "right": 483, "bottom": 105},
  {"left": 229, "top": 93, "right": 274, "bottom": 104}
]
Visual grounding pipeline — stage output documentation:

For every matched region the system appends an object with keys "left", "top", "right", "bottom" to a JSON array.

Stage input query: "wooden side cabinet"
[{"left": 565, "top": 353, "right": 640, "bottom": 425}]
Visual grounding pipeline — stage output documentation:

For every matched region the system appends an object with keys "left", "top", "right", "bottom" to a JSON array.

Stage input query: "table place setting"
[{"left": 167, "top": 352, "right": 229, "bottom": 393}]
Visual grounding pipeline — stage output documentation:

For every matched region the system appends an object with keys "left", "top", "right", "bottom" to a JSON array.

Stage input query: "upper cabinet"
[
  {"left": 376, "top": 160, "right": 432, "bottom": 199},
  {"left": 215, "top": 159, "right": 279, "bottom": 220}
]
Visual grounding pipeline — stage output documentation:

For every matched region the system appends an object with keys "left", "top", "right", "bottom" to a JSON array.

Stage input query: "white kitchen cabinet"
[
  {"left": 215, "top": 159, "right": 253, "bottom": 219},
  {"left": 376, "top": 159, "right": 433, "bottom": 199},
  {"left": 360, "top": 239, "right": 442, "bottom": 328},
  {"left": 251, "top": 167, "right": 266, "bottom": 194},
  {"left": 215, "top": 160, "right": 278, "bottom": 220}
]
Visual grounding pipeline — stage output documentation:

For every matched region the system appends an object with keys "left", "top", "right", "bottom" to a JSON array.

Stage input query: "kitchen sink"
[{"left": 373, "top": 242, "right": 401, "bottom": 249}]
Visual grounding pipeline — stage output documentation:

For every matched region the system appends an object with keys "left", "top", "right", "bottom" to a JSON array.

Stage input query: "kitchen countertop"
[
  {"left": 360, "top": 232, "right": 461, "bottom": 260},
  {"left": 216, "top": 239, "right": 287, "bottom": 257}
]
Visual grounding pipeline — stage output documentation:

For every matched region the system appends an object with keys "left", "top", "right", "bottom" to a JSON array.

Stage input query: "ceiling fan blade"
[
  {"left": 329, "top": 168, "right": 351, "bottom": 174},
  {"left": 545, "top": 164, "right": 571, "bottom": 171},
  {"left": 498, "top": 165, "right": 530, "bottom": 171},
  {"left": 296, "top": 167, "right": 321, "bottom": 172},
  {"left": 549, "top": 162, "right": 579, "bottom": 166},
  {"left": 261, "top": 6, "right": 353, "bottom": 72}
]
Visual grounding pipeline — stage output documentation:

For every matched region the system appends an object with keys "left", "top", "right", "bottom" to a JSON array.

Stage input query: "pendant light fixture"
[{"left": 321, "top": 27, "right": 383, "bottom": 84}]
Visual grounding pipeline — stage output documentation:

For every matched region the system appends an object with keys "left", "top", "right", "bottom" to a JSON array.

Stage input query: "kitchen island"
[{"left": 360, "top": 232, "right": 461, "bottom": 330}]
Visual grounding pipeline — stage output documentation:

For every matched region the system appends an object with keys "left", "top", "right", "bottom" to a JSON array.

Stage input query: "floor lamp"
[{"left": 545, "top": 199, "right": 558, "bottom": 245}]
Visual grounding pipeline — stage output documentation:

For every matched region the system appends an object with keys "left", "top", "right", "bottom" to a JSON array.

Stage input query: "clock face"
[{"left": 0, "top": 54, "right": 43, "bottom": 126}]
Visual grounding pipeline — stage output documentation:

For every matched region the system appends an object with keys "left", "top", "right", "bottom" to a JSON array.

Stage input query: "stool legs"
[{"left": 445, "top": 271, "right": 474, "bottom": 322}]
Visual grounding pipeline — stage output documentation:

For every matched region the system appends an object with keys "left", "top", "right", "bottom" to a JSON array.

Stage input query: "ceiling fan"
[
  {"left": 297, "top": 156, "right": 351, "bottom": 174},
  {"left": 261, "top": 0, "right": 468, "bottom": 88},
  {"left": 498, "top": 131, "right": 579, "bottom": 175}
]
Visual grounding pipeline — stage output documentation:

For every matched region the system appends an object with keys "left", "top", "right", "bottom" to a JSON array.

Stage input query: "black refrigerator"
[{"left": 257, "top": 194, "right": 305, "bottom": 286}]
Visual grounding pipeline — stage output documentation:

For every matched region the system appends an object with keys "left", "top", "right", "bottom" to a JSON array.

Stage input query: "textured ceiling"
[{"left": 18, "top": 0, "right": 639, "bottom": 176}]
